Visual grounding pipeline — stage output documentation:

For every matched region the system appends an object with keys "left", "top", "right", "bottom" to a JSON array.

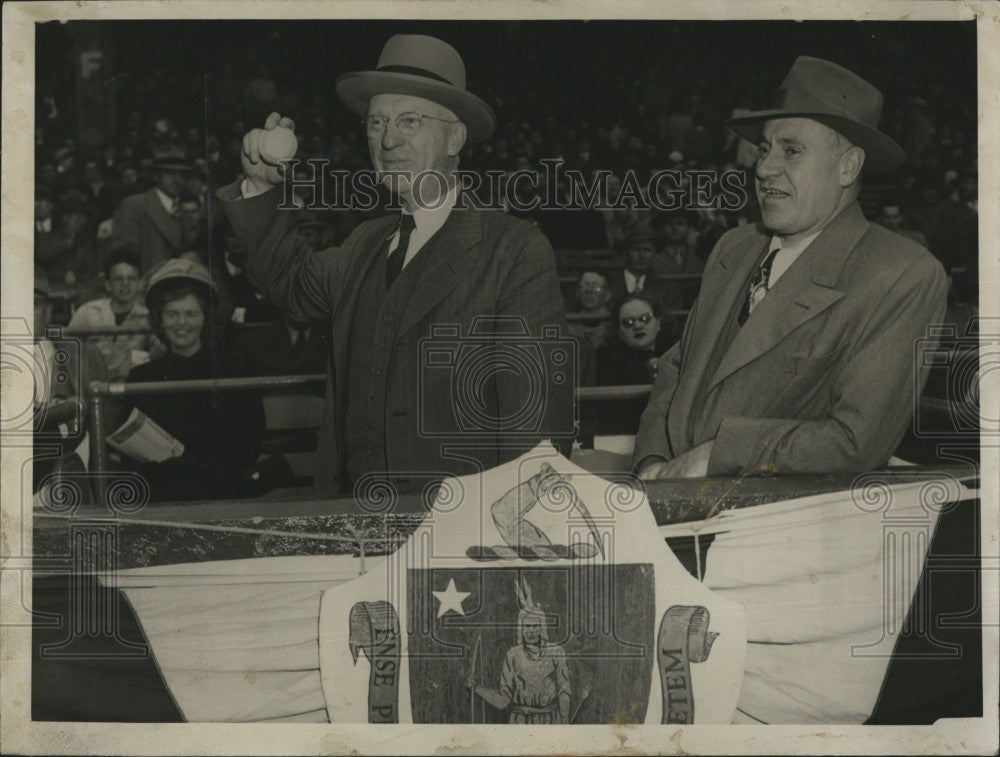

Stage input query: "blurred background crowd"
[{"left": 30, "top": 19, "right": 979, "bottom": 498}]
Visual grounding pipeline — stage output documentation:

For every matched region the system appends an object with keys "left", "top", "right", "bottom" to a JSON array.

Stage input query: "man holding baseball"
[{"left": 218, "top": 35, "right": 571, "bottom": 496}]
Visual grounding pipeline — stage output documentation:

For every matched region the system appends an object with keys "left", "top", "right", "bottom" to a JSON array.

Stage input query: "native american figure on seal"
[{"left": 466, "top": 576, "right": 571, "bottom": 723}]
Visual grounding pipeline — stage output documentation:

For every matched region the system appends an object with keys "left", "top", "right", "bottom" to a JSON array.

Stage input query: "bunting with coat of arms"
[{"left": 319, "top": 444, "right": 747, "bottom": 724}]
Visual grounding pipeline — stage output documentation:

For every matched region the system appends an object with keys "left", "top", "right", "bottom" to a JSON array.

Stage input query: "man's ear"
[
  {"left": 447, "top": 122, "right": 467, "bottom": 156},
  {"left": 839, "top": 146, "right": 865, "bottom": 187}
]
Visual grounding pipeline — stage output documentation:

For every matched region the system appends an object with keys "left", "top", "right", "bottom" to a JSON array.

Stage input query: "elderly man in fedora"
[
  {"left": 633, "top": 57, "right": 947, "bottom": 480},
  {"left": 219, "top": 35, "right": 570, "bottom": 496}
]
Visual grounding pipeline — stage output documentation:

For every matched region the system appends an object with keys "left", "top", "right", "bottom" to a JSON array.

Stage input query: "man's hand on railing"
[{"left": 639, "top": 440, "right": 715, "bottom": 479}]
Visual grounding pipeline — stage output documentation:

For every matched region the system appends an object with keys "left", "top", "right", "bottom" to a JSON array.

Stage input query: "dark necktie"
[
  {"left": 291, "top": 328, "right": 306, "bottom": 353},
  {"left": 386, "top": 214, "right": 416, "bottom": 288},
  {"left": 738, "top": 245, "right": 780, "bottom": 326}
]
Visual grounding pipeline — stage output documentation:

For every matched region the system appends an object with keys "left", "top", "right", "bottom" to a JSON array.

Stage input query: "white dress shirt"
[
  {"left": 154, "top": 187, "right": 177, "bottom": 215},
  {"left": 623, "top": 269, "right": 646, "bottom": 294},
  {"left": 767, "top": 229, "right": 822, "bottom": 287},
  {"left": 388, "top": 183, "right": 459, "bottom": 268},
  {"left": 241, "top": 180, "right": 459, "bottom": 271}
]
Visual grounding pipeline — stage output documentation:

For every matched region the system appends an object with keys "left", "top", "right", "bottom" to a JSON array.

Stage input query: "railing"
[
  {"left": 559, "top": 272, "right": 704, "bottom": 285},
  {"left": 86, "top": 376, "right": 653, "bottom": 477},
  {"left": 566, "top": 311, "right": 691, "bottom": 322},
  {"left": 60, "top": 322, "right": 276, "bottom": 338},
  {"left": 61, "top": 326, "right": 157, "bottom": 338}
]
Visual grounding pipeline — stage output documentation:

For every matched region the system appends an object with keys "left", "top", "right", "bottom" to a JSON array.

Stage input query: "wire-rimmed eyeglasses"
[{"left": 362, "top": 112, "right": 460, "bottom": 139}]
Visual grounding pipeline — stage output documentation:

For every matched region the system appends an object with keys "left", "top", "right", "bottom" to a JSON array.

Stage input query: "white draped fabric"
[
  {"left": 109, "top": 456, "right": 971, "bottom": 725},
  {"left": 659, "top": 474, "right": 974, "bottom": 723}
]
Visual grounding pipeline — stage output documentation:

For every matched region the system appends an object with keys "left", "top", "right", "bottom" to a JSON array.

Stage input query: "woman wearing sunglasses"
[{"left": 594, "top": 294, "right": 671, "bottom": 435}]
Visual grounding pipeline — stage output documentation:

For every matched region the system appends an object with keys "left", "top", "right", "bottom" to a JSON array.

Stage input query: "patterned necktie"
[
  {"left": 738, "top": 245, "right": 780, "bottom": 326},
  {"left": 386, "top": 214, "right": 416, "bottom": 288}
]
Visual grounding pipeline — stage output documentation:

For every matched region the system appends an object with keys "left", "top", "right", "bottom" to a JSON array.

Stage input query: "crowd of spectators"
[{"left": 31, "top": 21, "right": 979, "bottom": 496}]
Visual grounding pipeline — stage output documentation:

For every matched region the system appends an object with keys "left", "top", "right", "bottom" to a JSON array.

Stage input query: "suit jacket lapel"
[
  {"left": 707, "top": 202, "right": 869, "bottom": 390},
  {"left": 688, "top": 230, "right": 767, "bottom": 384},
  {"left": 330, "top": 215, "right": 397, "bottom": 414},
  {"left": 143, "top": 190, "right": 182, "bottom": 246},
  {"left": 663, "top": 228, "right": 764, "bottom": 452},
  {"left": 396, "top": 208, "right": 481, "bottom": 336}
]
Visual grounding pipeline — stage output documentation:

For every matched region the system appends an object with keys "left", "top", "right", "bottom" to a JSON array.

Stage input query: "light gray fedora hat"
[{"left": 336, "top": 35, "right": 496, "bottom": 144}]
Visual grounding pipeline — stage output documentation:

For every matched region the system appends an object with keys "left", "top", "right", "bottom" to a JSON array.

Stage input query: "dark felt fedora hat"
[
  {"left": 726, "top": 56, "right": 904, "bottom": 174},
  {"left": 335, "top": 35, "right": 496, "bottom": 144}
]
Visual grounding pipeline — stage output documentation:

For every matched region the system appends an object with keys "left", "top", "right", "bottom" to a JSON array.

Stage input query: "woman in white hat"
[{"left": 124, "top": 259, "right": 265, "bottom": 502}]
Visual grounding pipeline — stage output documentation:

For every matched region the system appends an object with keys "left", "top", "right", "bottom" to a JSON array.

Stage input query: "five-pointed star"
[{"left": 432, "top": 578, "right": 471, "bottom": 618}]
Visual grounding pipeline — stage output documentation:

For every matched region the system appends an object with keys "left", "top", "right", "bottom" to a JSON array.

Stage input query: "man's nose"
[
  {"left": 381, "top": 120, "right": 405, "bottom": 149},
  {"left": 756, "top": 149, "right": 782, "bottom": 179}
]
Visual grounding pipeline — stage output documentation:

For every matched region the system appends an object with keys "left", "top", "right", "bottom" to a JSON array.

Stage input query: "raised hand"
[{"left": 241, "top": 111, "right": 298, "bottom": 195}]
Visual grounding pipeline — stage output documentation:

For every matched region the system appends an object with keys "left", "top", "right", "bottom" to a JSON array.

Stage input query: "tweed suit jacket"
[
  {"left": 219, "top": 182, "right": 571, "bottom": 494},
  {"left": 630, "top": 202, "right": 948, "bottom": 476}
]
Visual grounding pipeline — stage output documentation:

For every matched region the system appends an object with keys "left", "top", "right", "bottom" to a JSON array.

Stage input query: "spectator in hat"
[
  {"left": 35, "top": 196, "right": 95, "bottom": 308},
  {"left": 565, "top": 269, "right": 612, "bottom": 393},
  {"left": 633, "top": 57, "right": 947, "bottom": 485},
  {"left": 68, "top": 247, "right": 156, "bottom": 379},
  {"left": 608, "top": 221, "right": 683, "bottom": 341},
  {"left": 81, "top": 158, "right": 117, "bottom": 222},
  {"left": 651, "top": 209, "right": 704, "bottom": 308},
  {"left": 107, "top": 162, "right": 141, "bottom": 211},
  {"left": 567, "top": 270, "right": 613, "bottom": 343},
  {"left": 220, "top": 34, "right": 572, "bottom": 495},
  {"left": 33, "top": 186, "right": 64, "bottom": 273},
  {"left": 125, "top": 258, "right": 265, "bottom": 502},
  {"left": 927, "top": 170, "right": 978, "bottom": 304},
  {"left": 34, "top": 186, "right": 56, "bottom": 232},
  {"left": 112, "top": 150, "right": 201, "bottom": 273},
  {"left": 176, "top": 189, "right": 208, "bottom": 251},
  {"left": 878, "top": 200, "right": 928, "bottom": 250}
]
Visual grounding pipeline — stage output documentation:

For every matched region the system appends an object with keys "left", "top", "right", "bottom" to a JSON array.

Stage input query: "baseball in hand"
[{"left": 259, "top": 126, "right": 297, "bottom": 164}]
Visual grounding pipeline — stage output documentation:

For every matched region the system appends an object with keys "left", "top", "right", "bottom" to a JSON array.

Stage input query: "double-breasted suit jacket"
[
  {"left": 631, "top": 202, "right": 948, "bottom": 476},
  {"left": 219, "top": 183, "right": 572, "bottom": 494}
]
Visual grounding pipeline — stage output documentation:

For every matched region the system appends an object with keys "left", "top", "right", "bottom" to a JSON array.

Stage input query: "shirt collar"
[
  {"left": 770, "top": 229, "right": 822, "bottom": 257},
  {"left": 405, "top": 182, "right": 459, "bottom": 238},
  {"left": 623, "top": 269, "right": 645, "bottom": 291}
]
